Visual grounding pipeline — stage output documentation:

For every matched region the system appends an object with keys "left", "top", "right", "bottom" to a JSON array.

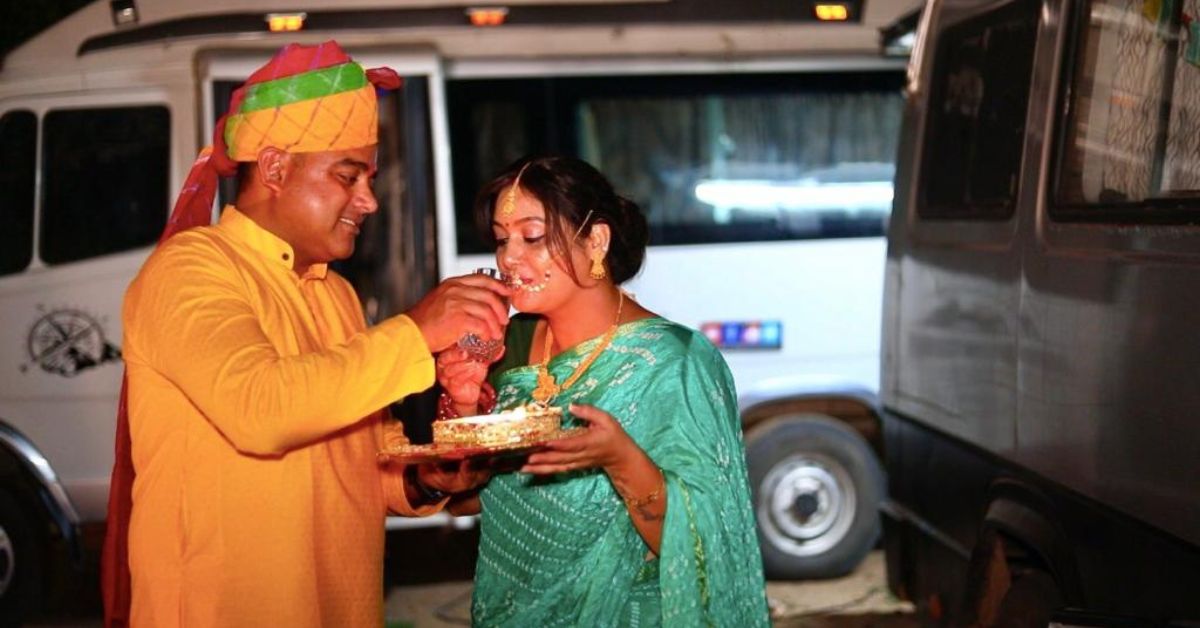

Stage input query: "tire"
[
  {"left": 0, "top": 487, "right": 42, "bottom": 627},
  {"left": 994, "top": 568, "right": 1063, "bottom": 628},
  {"left": 745, "top": 414, "right": 884, "bottom": 579}
]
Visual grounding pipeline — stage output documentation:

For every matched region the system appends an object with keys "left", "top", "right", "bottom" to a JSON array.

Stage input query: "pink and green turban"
[{"left": 163, "top": 40, "right": 400, "bottom": 242}]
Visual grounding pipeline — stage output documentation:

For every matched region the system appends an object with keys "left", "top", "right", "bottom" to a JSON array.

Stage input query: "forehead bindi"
[
  {"left": 493, "top": 216, "right": 545, "bottom": 233},
  {"left": 493, "top": 191, "right": 545, "bottom": 228}
]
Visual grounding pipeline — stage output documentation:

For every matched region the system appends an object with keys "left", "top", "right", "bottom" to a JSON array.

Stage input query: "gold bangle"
[
  {"left": 621, "top": 470, "right": 664, "bottom": 509},
  {"left": 623, "top": 488, "right": 661, "bottom": 509}
]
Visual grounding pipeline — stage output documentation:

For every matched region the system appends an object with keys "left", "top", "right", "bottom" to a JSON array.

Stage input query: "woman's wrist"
[
  {"left": 603, "top": 434, "right": 652, "bottom": 477},
  {"left": 453, "top": 401, "right": 479, "bottom": 416},
  {"left": 437, "top": 382, "right": 497, "bottom": 420},
  {"left": 608, "top": 449, "right": 666, "bottom": 524}
]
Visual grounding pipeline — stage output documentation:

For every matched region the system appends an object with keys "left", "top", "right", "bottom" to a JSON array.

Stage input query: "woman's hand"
[
  {"left": 436, "top": 347, "right": 495, "bottom": 412},
  {"left": 524, "top": 403, "right": 666, "bottom": 554},
  {"left": 521, "top": 403, "right": 638, "bottom": 474}
]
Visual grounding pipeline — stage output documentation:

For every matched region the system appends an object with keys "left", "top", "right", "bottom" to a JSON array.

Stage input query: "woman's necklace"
[{"left": 531, "top": 290, "right": 625, "bottom": 405}]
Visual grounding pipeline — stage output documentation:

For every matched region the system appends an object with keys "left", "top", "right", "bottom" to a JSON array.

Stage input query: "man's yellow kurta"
[{"left": 122, "top": 207, "right": 437, "bottom": 627}]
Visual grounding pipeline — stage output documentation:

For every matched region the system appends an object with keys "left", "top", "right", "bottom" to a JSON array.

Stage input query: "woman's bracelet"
[
  {"left": 621, "top": 468, "right": 666, "bottom": 510},
  {"left": 436, "top": 382, "right": 497, "bottom": 420},
  {"left": 623, "top": 487, "right": 662, "bottom": 509}
]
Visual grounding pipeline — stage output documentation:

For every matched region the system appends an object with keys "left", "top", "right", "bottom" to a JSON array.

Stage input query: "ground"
[
  {"left": 30, "top": 525, "right": 918, "bottom": 627},
  {"left": 381, "top": 523, "right": 916, "bottom": 627}
]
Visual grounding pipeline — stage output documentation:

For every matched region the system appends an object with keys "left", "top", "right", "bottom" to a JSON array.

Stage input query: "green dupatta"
[{"left": 471, "top": 316, "right": 769, "bottom": 627}]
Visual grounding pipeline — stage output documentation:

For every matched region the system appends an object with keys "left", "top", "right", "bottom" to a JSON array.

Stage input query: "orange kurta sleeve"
[
  {"left": 124, "top": 231, "right": 434, "bottom": 456},
  {"left": 380, "top": 421, "right": 448, "bottom": 516}
]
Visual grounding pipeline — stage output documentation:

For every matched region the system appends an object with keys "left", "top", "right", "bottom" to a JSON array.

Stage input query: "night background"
[{"left": 0, "top": 0, "right": 94, "bottom": 58}]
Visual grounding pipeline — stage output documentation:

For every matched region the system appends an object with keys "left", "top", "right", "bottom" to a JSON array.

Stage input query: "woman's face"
[{"left": 491, "top": 186, "right": 590, "bottom": 314}]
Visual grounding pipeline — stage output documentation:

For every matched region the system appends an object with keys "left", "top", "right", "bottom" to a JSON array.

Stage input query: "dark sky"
[{"left": 0, "top": 0, "right": 95, "bottom": 56}]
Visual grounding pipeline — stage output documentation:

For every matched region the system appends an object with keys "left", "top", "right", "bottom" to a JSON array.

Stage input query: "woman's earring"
[{"left": 590, "top": 250, "right": 607, "bottom": 280}]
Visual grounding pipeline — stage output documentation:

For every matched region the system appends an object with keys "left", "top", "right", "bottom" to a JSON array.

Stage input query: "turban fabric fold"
[{"left": 101, "top": 40, "right": 398, "bottom": 628}]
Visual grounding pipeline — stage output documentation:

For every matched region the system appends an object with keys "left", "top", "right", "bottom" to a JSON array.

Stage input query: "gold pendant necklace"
[{"left": 531, "top": 290, "right": 625, "bottom": 405}]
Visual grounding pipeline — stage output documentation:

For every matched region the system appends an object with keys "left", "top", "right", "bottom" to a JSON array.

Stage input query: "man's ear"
[{"left": 256, "top": 147, "right": 289, "bottom": 194}]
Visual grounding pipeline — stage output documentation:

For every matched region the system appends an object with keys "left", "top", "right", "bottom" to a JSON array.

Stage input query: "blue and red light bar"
[{"left": 700, "top": 321, "right": 782, "bottom": 350}]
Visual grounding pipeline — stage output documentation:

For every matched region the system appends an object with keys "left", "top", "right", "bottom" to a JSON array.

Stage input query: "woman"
[{"left": 437, "top": 156, "right": 769, "bottom": 627}]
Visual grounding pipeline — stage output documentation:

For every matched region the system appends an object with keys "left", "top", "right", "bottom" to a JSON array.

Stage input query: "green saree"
[{"left": 472, "top": 315, "right": 769, "bottom": 627}]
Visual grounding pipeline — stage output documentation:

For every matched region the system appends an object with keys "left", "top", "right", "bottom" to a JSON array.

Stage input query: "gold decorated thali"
[{"left": 378, "top": 405, "right": 582, "bottom": 465}]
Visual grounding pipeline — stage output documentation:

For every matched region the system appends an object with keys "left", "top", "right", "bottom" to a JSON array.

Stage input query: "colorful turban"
[
  {"left": 221, "top": 42, "right": 399, "bottom": 163},
  {"left": 163, "top": 40, "right": 400, "bottom": 243},
  {"left": 101, "top": 40, "right": 399, "bottom": 628}
]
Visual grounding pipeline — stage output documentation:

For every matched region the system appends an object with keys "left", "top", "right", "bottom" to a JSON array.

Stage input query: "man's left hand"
[{"left": 415, "top": 460, "right": 491, "bottom": 495}]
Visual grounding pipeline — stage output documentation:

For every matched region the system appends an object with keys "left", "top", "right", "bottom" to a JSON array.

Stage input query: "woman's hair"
[{"left": 474, "top": 155, "right": 649, "bottom": 284}]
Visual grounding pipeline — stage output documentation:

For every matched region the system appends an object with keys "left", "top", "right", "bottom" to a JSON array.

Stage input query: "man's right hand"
[{"left": 406, "top": 273, "right": 510, "bottom": 353}]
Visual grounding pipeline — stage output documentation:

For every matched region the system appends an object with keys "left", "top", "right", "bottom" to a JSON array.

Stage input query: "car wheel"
[
  {"left": 994, "top": 567, "right": 1063, "bottom": 628},
  {"left": 745, "top": 414, "right": 884, "bottom": 579},
  {"left": 0, "top": 488, "right": 41, "bottom": 628}
]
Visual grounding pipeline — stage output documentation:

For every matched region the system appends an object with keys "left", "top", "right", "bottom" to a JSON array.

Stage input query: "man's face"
[{"left": 274, "top": 145, "right": 379, "bottom": 271}]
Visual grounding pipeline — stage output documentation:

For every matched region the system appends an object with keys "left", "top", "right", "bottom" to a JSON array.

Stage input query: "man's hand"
[
  {"left": 406, "top": 274, "right": 510, "bottom": 352},
  {"left": 416, "top": 460, "right": 492, "bottom": 496}
]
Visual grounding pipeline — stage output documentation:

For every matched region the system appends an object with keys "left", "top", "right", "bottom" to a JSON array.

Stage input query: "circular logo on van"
[{"left": 24, "top": 309, "right": 121, "bottom": 377}]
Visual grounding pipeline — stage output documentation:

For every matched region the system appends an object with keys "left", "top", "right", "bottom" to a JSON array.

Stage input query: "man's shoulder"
[
  {"left": 153, "top": 225, "right": 227, "bottom": 258},
  {"left": 135, "top": 226, "right": 236, "bottom": 284}
]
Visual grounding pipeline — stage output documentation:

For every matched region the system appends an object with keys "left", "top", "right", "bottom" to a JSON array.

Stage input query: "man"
[{"left": 102, "top": 41, "right": 505, "bottom": 627}]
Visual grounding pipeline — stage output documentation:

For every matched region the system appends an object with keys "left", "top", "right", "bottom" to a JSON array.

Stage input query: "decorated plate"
[{"left": 377, "top": 426, "right": 585, "bottom": 465}]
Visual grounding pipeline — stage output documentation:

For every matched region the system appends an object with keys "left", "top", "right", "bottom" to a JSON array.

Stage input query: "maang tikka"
[{"left": 501, "top": 162, "right": 532, "bottom": 218}]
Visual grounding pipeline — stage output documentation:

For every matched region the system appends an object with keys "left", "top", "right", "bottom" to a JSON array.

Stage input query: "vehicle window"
[
  {"left": 40, "top": 106, "right": 169, "bottom": 265},
  {"left": 448, "top": 80, "right": 543, "bottom": 254},
  {"left": 448, "top": 73, "right": 904, "bottom": 253},
  {"left": 580, "top": 90, "right": 902, "bottom": 246},
  {"left": 919, "top": 0, "right": 1040, "bottom": 220},
  {"left": 1054, "top": 0, "right": 1200, "bottom": 221},
  {"left": 0, "top": 110, "right": 36, "bottom": 276}
]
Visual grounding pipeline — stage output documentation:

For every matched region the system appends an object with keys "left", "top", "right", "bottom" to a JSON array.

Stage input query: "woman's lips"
[{"left": 507, "top": 271, "right": 550, "bottom": 293}]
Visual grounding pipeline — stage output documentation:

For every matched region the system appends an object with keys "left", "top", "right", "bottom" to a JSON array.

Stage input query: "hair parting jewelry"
[
  {"left": 500, "top": 162, "right": 532, "bottom": 218},
  {"left": 531, "top": 289, "right": 624, "bottom": 404},
  {"left": 572, "top": 209, "right": 595, "bottom": 240}
]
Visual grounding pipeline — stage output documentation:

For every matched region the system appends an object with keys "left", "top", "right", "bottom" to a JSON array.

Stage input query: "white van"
[{"left": 0, "top": 0, "right": 918, "bottom": 617}]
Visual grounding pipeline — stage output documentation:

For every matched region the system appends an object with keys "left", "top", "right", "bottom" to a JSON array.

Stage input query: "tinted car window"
[
  {"left": 448, "top": 73, "right": 904, "bottom": 253},
  {"left": 919, "top": 0, "right": 1040, "bottom": 220},
  {"left": 41, "top": 106, "right": 169, "bottom": 264},
  {"left": 0, "top": 110, "right": 37, "bottom": 276}
]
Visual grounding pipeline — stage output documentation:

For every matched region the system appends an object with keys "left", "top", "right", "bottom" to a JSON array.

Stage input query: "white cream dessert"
[{"left": 432, "top": 405, "right": 562, "bottom": 447}]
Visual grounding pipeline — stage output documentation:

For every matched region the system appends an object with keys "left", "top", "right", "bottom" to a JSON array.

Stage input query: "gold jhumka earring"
[
  {"left": 500, "top": 162, "right": 532, "bottom": 217},
  {"left": 590, "top": 251, "right": 607, "bottom": 280}
]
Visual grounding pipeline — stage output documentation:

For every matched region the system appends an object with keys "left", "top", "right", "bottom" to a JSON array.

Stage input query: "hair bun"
[{"left": 606, "top": 195, "right": 649, "bottom": 284}]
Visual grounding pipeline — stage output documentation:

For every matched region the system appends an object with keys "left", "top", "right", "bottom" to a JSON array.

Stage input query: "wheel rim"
[
  {"left": 0, "top": 523, "right": 13, "bottom": 597},
  {"left": 757, "top": 452, "right": 857, "bottom": 558}
]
